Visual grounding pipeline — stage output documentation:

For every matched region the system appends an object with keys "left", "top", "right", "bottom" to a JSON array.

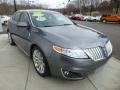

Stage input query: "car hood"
[{"left": 39, "top": 25, "right": 108, "bottom": 49}]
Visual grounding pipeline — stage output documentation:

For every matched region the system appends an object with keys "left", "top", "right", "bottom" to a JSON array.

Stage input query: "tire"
[
  {"left": 8, "top": 32, "right": 15, "bottom": 45},
  {"left": 4, "top": 21, "right": 7, "bottom": 25},
  {"left": 102, "top": 19, "right": 107, "bottom": 23},
  {"left": 32, "top": 47, "right": 50, "bottom": 77}
]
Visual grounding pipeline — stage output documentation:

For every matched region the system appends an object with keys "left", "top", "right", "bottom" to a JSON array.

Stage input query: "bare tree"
[{"left": 114, "top": 0, "right": 120, "bottom": 14}]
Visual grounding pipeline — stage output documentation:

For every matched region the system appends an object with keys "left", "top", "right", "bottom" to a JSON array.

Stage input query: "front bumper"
[{"left": 48, "top": 50, "right": 112, "bottom": 80}]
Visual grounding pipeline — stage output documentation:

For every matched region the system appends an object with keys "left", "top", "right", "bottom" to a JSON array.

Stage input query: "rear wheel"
[
  {"left": 8, "top": 32, "right": 15, "bottom": 45},
  {"left": 32, "top": 47, "right": 50, "bottom": 77}
]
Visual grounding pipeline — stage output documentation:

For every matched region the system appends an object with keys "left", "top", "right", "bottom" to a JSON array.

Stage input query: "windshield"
[{"left": 30, "top": 11, "right": 73, "bottom": 27}]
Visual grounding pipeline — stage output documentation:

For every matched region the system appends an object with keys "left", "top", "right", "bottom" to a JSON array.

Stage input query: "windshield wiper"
[
  {"left": 56, "top": 24, "right": 72, "bottom": 26},
  {"left": 43, "top": 25, "right": 53, "bottom": 27},
  {"left": 43, "top": 24, "right": 72, "bottom": 27},
  {"left": 63, "top": 24, "right": 72, "bottom": 25}
]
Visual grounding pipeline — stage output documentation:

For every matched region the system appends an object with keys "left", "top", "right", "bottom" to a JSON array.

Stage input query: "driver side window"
[{"left": 19, "top": 12, "right": 29, "bottom": 23}]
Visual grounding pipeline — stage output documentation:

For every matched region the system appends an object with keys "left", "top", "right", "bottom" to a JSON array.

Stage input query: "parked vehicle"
[
  {"left": 0, "top": 15, "right": 10, "bottom": 25},
  {"left": 70, "top": 14, "right": 83, "bottom": 20},
  {"left": 83, "top": 16, "right": 101, "bottom": 22},
  {"left": 8, "top": 10, "right": 112, "bottom": 80},
  {"left": 94, "top": 16, "right": 101, "bottom": 21},
  {"left": 68, "top": 15, "right": 72, "bottom": 19},
  {"left": 101, "top": 14, "right": 120, "bottom": 22},
  {"left": 83, "top": 16, "right": 94, "bottom": 21},
  {"left": 83, "top": 16, "right": 89, "bottom": 21}
]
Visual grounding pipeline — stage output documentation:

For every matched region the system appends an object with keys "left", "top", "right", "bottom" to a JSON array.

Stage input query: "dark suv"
[{"left": 8, "top": 10, "right": 112, "bottom": 80}]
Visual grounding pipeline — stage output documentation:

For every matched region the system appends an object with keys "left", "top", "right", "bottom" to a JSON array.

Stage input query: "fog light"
[
  {"left": 64, "top": 71, "right": 69, "bottom": 76},
  {"left": 61, "top": 69, "right": 84, "bottom": 79}
]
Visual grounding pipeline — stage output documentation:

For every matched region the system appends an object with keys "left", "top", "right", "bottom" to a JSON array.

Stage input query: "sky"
[
  {"left": 7, "top": 0, "right": 70, "bottom": 9},
  {"left": 37, "top": 0, "right": 69, "bottom": 8}
]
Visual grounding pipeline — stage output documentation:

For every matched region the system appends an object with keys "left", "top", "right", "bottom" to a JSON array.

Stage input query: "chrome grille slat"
[
  {"left": 97, "top": 47, "right": 101, "bottom": 58},
  {"left": 98, "top": 47, "right": 103, "bottom": 58},
  {"left": 96, "top": 48, "right": 101, "bottom": 58},
  {"left": 96, "top": 47, "right": 100, "bottom": 58},
  {"left": 84, "top": 47, "right": 105, "bottom": 61},
  {"left": 91, "top": 48, "right": 96, "bottom": 59},
  {"left": 94, "top": 48, "right": 97, "bottom": 59}
]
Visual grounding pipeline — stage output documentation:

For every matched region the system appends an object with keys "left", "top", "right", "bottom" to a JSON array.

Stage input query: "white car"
[
  {"left": 83, "top": 16, "right": 93, "bottom": 21},
  {"left": 83, "top": 16, "right": 101, "bottom": 22},
  {"left": 94, "top": 16, "right": 101, "bottom": 21},
  {"left": 0, "top": 16, "right": 10, "bottom": 25}
]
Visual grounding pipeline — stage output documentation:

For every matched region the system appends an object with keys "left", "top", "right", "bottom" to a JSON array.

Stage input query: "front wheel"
[
  {"left": 102, "top": 19, "right": 107, "bottom": 23},
  {"left": 8, "top": 32, "right": 15, "bottom": 45},
  {"left": 32, "top": 47, "right": 50, "bottom": 77}
]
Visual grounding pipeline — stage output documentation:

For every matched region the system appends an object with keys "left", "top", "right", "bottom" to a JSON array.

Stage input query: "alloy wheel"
[{"left": 33, "top": 49, "right": 45, "bottom": 74}]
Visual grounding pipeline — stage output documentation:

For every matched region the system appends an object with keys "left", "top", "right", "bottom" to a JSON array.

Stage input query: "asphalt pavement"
[
  {"left": 74, "top": 21, "right": 120, "bottom": 60},
  {"left": 0, "top": 33, "right": 120, "bottom": 90}
]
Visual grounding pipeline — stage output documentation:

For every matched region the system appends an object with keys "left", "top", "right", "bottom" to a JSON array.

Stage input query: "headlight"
[
  {"left": 105, "top": 41, "right": 112, "bottom": 56},
  {"left": 53, "top": 45, "right": 88, "bottom": 58}
]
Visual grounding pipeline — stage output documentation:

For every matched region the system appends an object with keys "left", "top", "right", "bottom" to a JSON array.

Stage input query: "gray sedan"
[{"left": 7, "top": 10, "right": 112, "bottom": 80}]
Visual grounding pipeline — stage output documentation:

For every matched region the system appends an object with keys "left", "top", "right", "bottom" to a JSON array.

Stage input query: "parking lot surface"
[{"left": 0, "top": 34, "right": 120, "bottom": 90}]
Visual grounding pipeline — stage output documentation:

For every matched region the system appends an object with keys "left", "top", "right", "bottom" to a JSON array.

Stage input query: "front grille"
[{"left": 84, "top": 47, "right": 105, "bottom": 61}]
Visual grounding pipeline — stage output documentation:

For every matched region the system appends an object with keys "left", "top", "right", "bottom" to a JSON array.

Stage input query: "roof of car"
[{"left": 16, "top": 9, "right": 57, "bottom": 13}]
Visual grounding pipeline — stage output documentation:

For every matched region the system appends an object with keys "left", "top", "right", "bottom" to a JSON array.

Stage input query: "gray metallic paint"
[{"left": 8, "top": 10, "right": 112, "bottom": 79}]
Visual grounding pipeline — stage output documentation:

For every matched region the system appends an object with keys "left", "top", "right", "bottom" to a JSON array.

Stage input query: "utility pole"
[
  {"left": 90, "top": 0, "right": 93, "bottom": 16},
  {"left": 14, "top": 0, "right": 17, "bottom": 12}
]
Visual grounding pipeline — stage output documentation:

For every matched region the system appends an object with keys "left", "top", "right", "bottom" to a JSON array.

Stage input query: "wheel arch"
[
  {"left": 30, "top": 44, "right": 49, "bottom": 62},
  {"left": 30, "top": 44, "right": 51, "bottom": 75},
  {"left": 30, "top": 44, "right": 39, "bottom": 58}
]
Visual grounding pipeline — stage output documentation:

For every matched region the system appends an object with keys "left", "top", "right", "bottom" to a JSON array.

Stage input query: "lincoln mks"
[{"left": 8, "top": 10, "right": 112, "bottom": 80}]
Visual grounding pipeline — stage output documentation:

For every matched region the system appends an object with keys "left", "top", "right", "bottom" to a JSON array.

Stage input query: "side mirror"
[{"left": 17, "top": 22, "right": 29, "bottom": 27}]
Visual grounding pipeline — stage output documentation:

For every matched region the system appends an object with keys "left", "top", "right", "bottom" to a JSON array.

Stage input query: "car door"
[
  {"left": 8, "top": 12, "right": 21, "bottom": 42},
  {"left": 17, "top": 12, "right": 31, "bottom": 54}
]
